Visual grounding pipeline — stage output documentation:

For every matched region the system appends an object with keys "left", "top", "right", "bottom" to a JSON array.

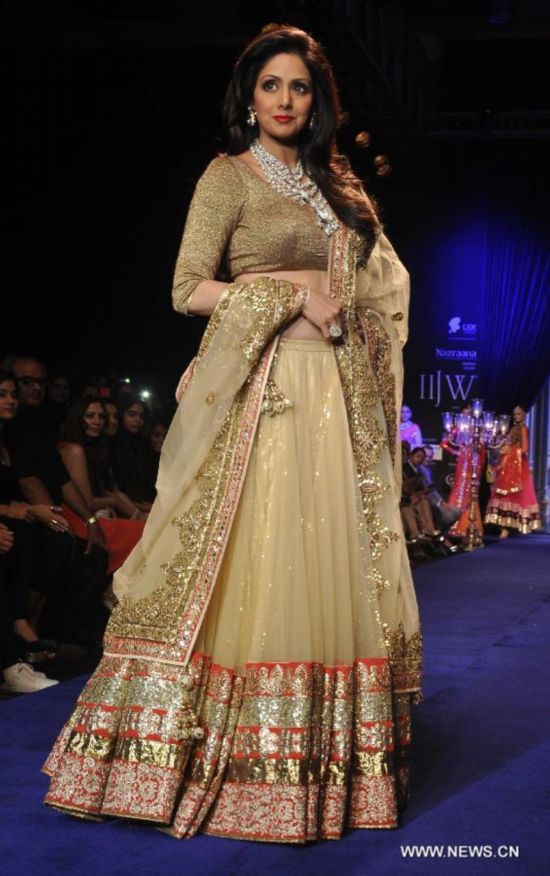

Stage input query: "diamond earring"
[
  {"left": 309, "top": 112, "right": 317, "bottom": 130},
  {"left": 247, "top": 106, "right": 257, "bottom": 127}
]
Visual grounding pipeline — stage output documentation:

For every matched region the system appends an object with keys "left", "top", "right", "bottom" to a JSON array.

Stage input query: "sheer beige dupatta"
[
  {"left": 106, "top": 279, "right": 308, "bottom": 664},
  {"left": 331, "top": 226, "right": 421, "bottom": 695},
  {"left": 106, "top": 227, "right": 420, "bottom": 693}
]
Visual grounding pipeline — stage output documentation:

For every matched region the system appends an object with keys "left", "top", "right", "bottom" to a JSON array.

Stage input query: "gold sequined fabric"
[
  {"left": 172, "top": 156, "right": 329, "bottom": 312},
  {"left": 44, "top": 652, "right": 411, "bottom": 841}
]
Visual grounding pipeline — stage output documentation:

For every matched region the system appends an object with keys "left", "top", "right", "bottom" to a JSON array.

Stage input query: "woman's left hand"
[{"left": 29, "top": 504, "right": 71, "bottom": 533}]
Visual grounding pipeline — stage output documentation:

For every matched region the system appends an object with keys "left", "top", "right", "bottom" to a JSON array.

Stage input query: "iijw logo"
[
  {"left": 448, "top": 317, "right": 478, "bottom": 338},
  {"left": 420, "top": 371, "right": 478, "bottom": 407}
]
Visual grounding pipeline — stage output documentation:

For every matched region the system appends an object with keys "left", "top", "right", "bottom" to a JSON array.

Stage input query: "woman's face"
[
  {"left": 104, "top": 402, "right": 119, "bottom": 437},
  {"left": 49, "top": 376, "right": 71, "bottom": 404},
  {"left": 401, "top": 405, "right": 412, "bottom": 423},
  {"left": 252, "top": 52, "right": 313, "bottom": 145},
  {"left": 512, "top": 407, "right": 525, "bottom": 424},
  {"left": 409, "top": 449, "right": 426, "bottom": 467},
  {"left": 150, "top": 423, "right": 167, "bottom": 454},
  {"left": 123, "top": 403, "right": 145, "bottom": 434},
  {"left": 82, "top": 402, "right": 106, "bottom": 439},
  {"left": 0, "top": 380, "right": 19, "bottom": 421}
]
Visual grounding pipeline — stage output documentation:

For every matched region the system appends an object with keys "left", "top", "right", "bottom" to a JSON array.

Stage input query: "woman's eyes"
[{"left": 261, "top": 80, "right": 310, "bottom": 94}]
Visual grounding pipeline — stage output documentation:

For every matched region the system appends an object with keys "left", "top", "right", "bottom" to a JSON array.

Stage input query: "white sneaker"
[{"left": 1, "top": 662, "right": 59, "bottom": 693}]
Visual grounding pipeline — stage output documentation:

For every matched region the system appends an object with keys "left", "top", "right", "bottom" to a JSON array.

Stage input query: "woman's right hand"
[
  {"left": 0, "top": 523, "right": 14, "bottom": 553},
  {"left": 6, "top": 501, "right": 34, "bottom": 522},
  {"left": 302, "top": 288, "right": 343, "bottom": 340}
]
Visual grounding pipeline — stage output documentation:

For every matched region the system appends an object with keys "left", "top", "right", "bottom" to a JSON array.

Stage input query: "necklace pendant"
[{"left": 250, "top": 139, "right": 337, "bottom": 237}]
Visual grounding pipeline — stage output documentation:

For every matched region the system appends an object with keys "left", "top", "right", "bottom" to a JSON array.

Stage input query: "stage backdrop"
[
  {"left": 398, "top": 186, "right": 549, "bottom": 446},
  {"left": 400, "top": 194, "right": 487, "bottom": 444}
]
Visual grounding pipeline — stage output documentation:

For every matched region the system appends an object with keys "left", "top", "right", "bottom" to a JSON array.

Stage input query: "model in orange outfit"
[{"left": 485, "top": 406, "right": 541, "bottom": 536}]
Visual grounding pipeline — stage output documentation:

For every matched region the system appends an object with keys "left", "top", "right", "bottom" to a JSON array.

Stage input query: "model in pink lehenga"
[{"left": 485, "top": 406, "right": 541, "bottom": 537}]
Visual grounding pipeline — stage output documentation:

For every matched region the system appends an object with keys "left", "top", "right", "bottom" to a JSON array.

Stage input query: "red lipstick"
[{"left": 273, "top": 115, "right": 294, "bottom": 123}]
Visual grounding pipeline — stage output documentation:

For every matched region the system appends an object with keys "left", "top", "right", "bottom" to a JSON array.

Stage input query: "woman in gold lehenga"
[{"left": 43, "top": 26, "right": 422, "bottom": 842}]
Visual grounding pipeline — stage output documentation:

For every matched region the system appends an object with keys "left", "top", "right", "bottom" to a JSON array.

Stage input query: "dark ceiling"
[
  {"left": 4, "top": 0, "right": 548, "bottom": 127},
  {"left": 2, "top": 0, "right": 549, "bottom": 385}
]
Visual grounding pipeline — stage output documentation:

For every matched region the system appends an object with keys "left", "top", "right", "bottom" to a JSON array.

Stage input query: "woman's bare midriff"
[{"left": 233, "top": 269, "right": 329, "bottom": 340}]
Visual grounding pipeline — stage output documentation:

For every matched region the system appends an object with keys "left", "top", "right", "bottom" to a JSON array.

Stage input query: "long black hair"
[
  {"left": 0, "top": 369, "right": 18, "bottom": 393},
  {"left": 223, "top": 24, "right": 379, "bottom": 257},
  {"left": 60, "top": 396, "right": 113, "bottom": 494},
  {"left": 113, "top": 396, "right": 152, "bottom": 503}
]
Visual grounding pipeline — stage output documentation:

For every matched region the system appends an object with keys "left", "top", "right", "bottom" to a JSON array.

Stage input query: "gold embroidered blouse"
[{"left": 172, "top": 155, "right": 330, "bottom": 313}]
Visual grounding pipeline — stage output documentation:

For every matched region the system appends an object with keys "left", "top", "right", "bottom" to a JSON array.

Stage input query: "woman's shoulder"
[
  {"left": 58, "top": 441, "right": 86, "bottom": 462},
  {"left": 190, "top": 154, "right": 247, "bottom": 217},
  {"left": 197, "top": 153, "right": 247, "bottom": 191}
]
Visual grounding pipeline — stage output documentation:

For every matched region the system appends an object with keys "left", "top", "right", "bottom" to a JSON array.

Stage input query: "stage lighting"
[
  {"left": 374, "top": 154, "right": 392, "bottom": 177},
  {"left": 140, "top": 390, "right": 152, "bottom": 400},
  {"left": 354, "top": 131, "right": 372, "bottom": 148}
]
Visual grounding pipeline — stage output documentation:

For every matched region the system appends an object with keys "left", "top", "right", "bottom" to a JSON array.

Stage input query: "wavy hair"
[
  {"left": 60, "top": 396, "right": 113, "bottom": 494},
  {"left": 223, "top": 24, "right": 379, "bottom": 257},
  {"left": 113, "top": 397, "right": 152, "bottom": 503}
]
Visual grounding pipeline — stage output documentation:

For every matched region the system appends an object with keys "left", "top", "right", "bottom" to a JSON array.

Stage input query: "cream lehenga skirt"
[{"left": 44, "top": 339, "right": 412, "bottom": 842}]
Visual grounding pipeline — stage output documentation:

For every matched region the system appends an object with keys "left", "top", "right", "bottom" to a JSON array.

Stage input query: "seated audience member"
[
  {"left": 419, "top": 445, "right": 461, "bottom": 530},
  {"left": 110, "top": 379, "right": 136, "bottom": 407},
  {"left": 143, "top": 419, "right": 168, "bottom": 503},
  {"left": 58, "top": 397, "right": 146, "bottom": 575},
  {"left": 8, "top": 356, "right": 57, "bottom": 442},
  {"left": 0, "top": 370, "right": 108, "bottom": 656},
  {"left": 400, "top": 404, "right": 423, "bottom": 449},
  {"left": 5, "top": 359, "right": 107, "bottom": 547},
  {"left": 402, "top": 447, "right": 435, "bottom": 534},
  {"left": 401, "top": 446, "right": 449, "bottom": 557},
  {"left": 43, "top": 372, "right": 72, "bottom": 437},
  {"left": 113, "top": 396, "right": 153, "bottom": 514},
  {"left": 103, "top": 400, "right": 119, "bottom": 440},
  {"left": 0, "top": 522, "right": 58, "bottom": 693},
  {"left": 8, "top": 361, "right": 128, "bottom": 623},
  {"left": 48, "top": 374, "right": 72, "bottom": 406}
]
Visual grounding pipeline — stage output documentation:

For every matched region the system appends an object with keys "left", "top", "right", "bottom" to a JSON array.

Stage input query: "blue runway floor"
[{"left": 1, "top": 534, "right": 549, "bottom": 876}]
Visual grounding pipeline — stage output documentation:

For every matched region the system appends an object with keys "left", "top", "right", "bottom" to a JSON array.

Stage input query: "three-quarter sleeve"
[{"left": 172, "top": 156, "right": 245, "bottom": 313}]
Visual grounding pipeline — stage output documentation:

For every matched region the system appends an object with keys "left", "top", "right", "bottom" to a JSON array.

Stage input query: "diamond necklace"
[{"left": 250, "top": 139, "right": 339, "bottom": 237}]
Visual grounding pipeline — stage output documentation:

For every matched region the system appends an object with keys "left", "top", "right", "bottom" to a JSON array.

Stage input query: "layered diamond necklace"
[{"left": 250, "top": 138, "right": 339, "bottom": 237}]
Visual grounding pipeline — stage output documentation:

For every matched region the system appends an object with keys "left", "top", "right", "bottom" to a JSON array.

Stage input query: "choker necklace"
[{"left": 250, "top": 139, "right": 339, "bottom": 237}]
